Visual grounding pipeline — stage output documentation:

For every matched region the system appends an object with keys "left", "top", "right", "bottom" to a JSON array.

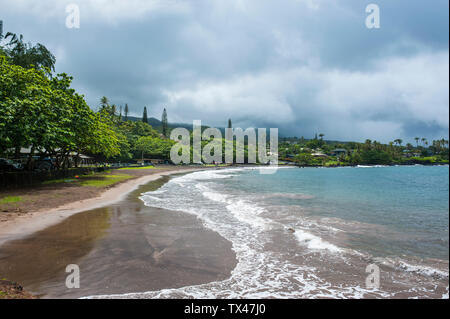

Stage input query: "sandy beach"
[
  {"left": 0, "top": 166, "right": 203, "bottom": 246},
  {"left": 0, "top": 166, "right": 237, "bottom": 298}
]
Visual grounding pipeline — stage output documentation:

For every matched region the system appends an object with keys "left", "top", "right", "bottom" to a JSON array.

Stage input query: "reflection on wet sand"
[
  {"left": 0, "top": 175, "right": 236, "bottom": 298},
  {"left": 0, "top": 208, "right": 111, "bottom": 297}
]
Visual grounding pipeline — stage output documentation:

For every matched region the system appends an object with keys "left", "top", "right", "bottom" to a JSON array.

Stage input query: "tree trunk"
[{"left": 26, "top": 146, "right": 35, "bottom": 171}]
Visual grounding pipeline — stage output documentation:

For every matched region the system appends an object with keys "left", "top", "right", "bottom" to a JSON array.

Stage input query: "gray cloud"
[{"left": 1, "top": 0, "right": 448, "bottom": 142}]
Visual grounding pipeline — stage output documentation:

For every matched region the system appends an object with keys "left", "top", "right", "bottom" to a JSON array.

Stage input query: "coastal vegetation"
[
  {"left": 0, "top": 32, "right": 175, "bottom": 169},
  {"left": 279, "top": 136, "right": 449, "bottom": 166},
  {"left": 1, "top": 32, "right": 448, "bottom": 169}
]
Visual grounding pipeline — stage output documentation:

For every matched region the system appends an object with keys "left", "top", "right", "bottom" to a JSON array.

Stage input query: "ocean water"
[{"left": 93, "top": 165, "right": 449, "bottom": 299}]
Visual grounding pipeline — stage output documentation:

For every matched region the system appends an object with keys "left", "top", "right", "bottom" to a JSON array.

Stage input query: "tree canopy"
[
  {"left": 0, "top": 56, "right": 120, "bottom": 166},
  {"left": 1, "top": 33, "right": 56, "bottom": 73}
]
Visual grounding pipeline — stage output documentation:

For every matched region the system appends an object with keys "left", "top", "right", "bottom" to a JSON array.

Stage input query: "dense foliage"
[
  {"left": 2, "top": 32, "right": 56, "bottom": 74},
  {"left": 280, "top": 136, "right": 449, "bottom": 166},
  {"left": 0, "top": 33, "right": 174, "bottom": 169},
  {"left": 0, "top": 56, "right": 121, "bottom": 167}
]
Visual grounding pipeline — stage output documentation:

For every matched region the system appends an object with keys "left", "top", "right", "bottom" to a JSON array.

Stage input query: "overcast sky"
[{"left": 1, "top": 0, "right": 448, "bottom": 142}]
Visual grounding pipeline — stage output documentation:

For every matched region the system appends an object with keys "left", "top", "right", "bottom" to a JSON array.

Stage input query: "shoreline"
[
  {"left": 1, "top": 163, "right": 447, "bottom": 248},
  {"left": 0, "top": 165, "right": 447, "bottom": 298},
  {"left": 0, "top": 167, "right": 237, "bottom": 298},
  {"left": 0, "top": 166, "right": 206, "bottom": 247}
]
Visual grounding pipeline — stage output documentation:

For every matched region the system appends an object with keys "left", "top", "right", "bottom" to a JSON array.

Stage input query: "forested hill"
[{"left": 125, "top": 116, "right": 207, "bottom": 133}]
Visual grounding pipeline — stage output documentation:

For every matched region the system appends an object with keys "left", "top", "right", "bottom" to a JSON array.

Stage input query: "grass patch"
[
  {"left": 0, "top": 196, "right": 23, "bottom": 205},
  {"left": 324, "top": 161, "right": 341, "bottom": 167},
  {"left": 41, "top": 178, "right": 78, "bottom": 185},
  {"left": 410, "top": 156, "right": 449, "bottom": 164},
  {"left": 79, "top": 174, "right": 133, "bottom": 187},
  {"left": 40, "top": 170, "right": 133, "bottom": 188}
]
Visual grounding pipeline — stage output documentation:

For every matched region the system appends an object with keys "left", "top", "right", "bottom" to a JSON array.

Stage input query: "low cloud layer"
[{"left": 1, "top": 0, "right": 448, "bottom": 142}]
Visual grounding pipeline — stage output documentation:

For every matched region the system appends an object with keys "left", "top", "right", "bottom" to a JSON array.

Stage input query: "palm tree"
[
  {"left": 421, "top": 138, "right": 427, "bottom": 147},
  {"left": 100, "top": 96, "right": 109, "bottom": 111},
  {"left": 394, "top": 139, "right": 403, "bottom": 146},
  {"left": 414, "top": 137, "right": 420, "bottom": 148}
]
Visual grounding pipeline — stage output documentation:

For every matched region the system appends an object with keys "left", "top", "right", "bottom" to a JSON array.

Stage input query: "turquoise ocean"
[{"left": 96, "top": 165, "right": 449, "bottom": 299}]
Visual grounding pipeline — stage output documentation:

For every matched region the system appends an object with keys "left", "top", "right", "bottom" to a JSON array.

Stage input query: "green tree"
[
  {"left": 0, "top": 57, "right": 120, "bottom": 166},
  {"left": 110, "top": 104, "right": 117, "bottom": 117},
  {"left": 142, "top": 106, "right": 148, "bottom": 124},
  {"left": 135, "top": 136, "right": 175, "bottom": 160},
  {"left": 414, "top": 137, "right": 420, "bottom": 148},
  {"left": 394, "top": 139, "right": 403, "bottom": 146},
  {"left": 294, "top": 153, "right": 314, "bottom": 166},
  {"left": 2, "top": 32, "right": 56, "bottom": 73},
  {"left": 162, "top": 108, "right": 168, "bottom": 137},
  {"left": 360, "top": 150, "right": 392, "bottom": 165},
  {"left": 421, "top": 138, "right": 428, "bottom": 146},
  {"left": 124, "top": 103, "right": 129, "bottom": 121},
  {"left": 100, "top": 96, "right": 109, "bottom": 110}
]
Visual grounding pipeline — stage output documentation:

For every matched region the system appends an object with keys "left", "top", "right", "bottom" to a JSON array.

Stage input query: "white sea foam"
[
  {"left": 375, "top": 256, "right": 449, "bottom": 281},
  {"left": 294, "top": 228, "right": 342, "bottom": 253},
  {"left": 86, "top": 167, "right": 446, "bottom": 299},
  {"left": 90, "top": 168, "right": 368, "bottom": 299},
  {"left": 356, "top": 165, "right": 390, "bottom": 168},
  {"left": 396, "top": 261, "right": 449, "bottom": 279},
  {"left": 442, "top": 286, "right": 449, "bottom": 299}
]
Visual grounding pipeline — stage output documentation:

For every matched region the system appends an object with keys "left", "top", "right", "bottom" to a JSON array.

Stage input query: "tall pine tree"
[
  {"left": 142, "top": 106, "right": 148, "bottom": 124},
  {"left": 124, "top": 104, "right": 129, "bottom": 121},
  {"left": 162, "top": 108, "right": 168, "bottom": 137}
]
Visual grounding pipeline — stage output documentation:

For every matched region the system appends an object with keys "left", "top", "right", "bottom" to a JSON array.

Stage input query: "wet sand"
[
  {"left": 0, "top": 175, "right": 237, "bottom": 298},
  {"left": 0, "top": 167, "right": 204, "bottom": 246}
]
